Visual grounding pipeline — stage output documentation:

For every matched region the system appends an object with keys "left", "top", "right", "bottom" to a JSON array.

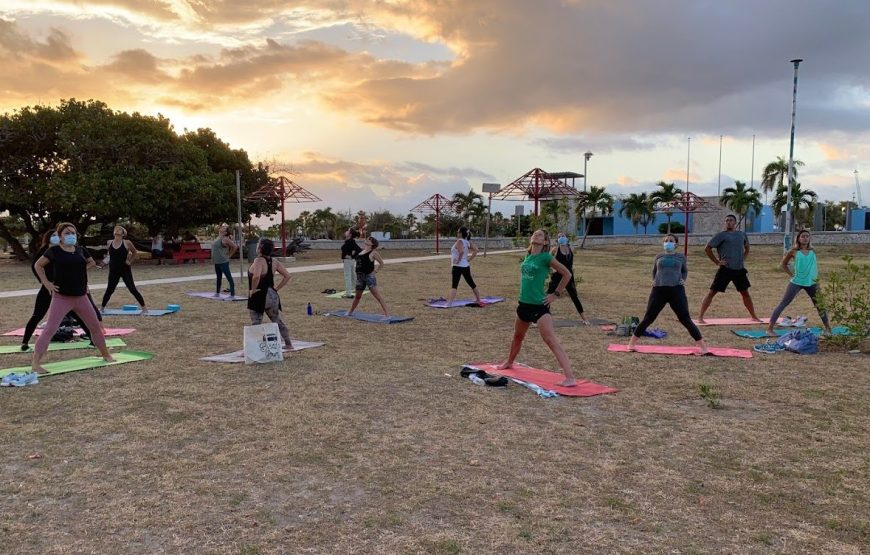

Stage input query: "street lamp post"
[
  {"left": 785, "top": 58, "right": 803, "bottom": 252},
  {"left": 582, "top": 151, "right": 593, "bottom": 235},
  {"left": 481, "top": 183, "right": 501, "bottom": 257}
]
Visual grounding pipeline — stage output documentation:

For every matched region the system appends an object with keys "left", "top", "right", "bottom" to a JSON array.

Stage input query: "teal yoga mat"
[
  {"left": 0, "top": 350, "right": 154, "bottom": 379},
  {"left": 0, "top": 338, "right": 127, "bottom": 354},
  {"left": 731, "top": 326, "right": 852, "bottom": 339}
]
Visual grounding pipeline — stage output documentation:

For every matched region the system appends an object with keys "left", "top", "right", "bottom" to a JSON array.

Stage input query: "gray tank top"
[{"left": 212, "top": 237, "right": 229, "bottom": 264}]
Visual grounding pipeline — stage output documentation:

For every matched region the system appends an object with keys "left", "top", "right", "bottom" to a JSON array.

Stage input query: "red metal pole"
[
  {"left": 435, "top": 195, "right": 441, "bottom": 254},
  {"left": 280, "top": 190, "right": 287, "bottom": 256}
]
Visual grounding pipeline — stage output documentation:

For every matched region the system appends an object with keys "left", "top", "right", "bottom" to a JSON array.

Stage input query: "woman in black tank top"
[
  {"left": 100, "top": 226, "right": 148, "bottom": 313},
  {"left": 546, "top": 232, "right": 588, "bottom": 323},
  {"left": 348, "top": 237, "right": 390, "bottom": 318},
  {"left": 247, "top": 239, "right": 293, "bottom": 347}
]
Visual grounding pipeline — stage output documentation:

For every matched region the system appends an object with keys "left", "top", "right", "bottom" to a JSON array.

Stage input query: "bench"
[{"left": 169, "top": 242, "right": 211, "bottom": 264}]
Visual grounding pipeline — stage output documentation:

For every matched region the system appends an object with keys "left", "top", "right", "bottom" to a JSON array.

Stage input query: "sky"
[{"left": 1, "top": 0, "right": 868, "bottom": 221}]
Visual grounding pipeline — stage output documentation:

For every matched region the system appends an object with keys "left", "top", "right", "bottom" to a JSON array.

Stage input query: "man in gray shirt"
[{"left": 697, "top": 214, "right": 761, "bottom": 323}]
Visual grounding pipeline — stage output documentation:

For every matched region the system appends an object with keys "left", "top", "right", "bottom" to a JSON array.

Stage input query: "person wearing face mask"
[
  {"left": 30, "top": 223, "right": 114, "bottom": 373},
  {"left": 547, "top": 232, "right": 588, "bottom": 324},
  {"left": 446, "top": 226, "right": 483, "bottom": 307},
  {"left": 500, "top": 229, "right": 578, "bottom": 387},
  {"left": 20, "top": 230, "right": 95, "bottom": 351},
  {"left": 100, "top": 225, "right": 148, "bottom": 313},
  {"left": 628, "top": 234, "right": 708, "bottom": 354}
]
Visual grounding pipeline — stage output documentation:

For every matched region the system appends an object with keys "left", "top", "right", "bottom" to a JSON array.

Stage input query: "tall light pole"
[
  {"left": 717, "top": 134, "right": 723, "bottom": 197},
  {"left": 582, "top": 151, "right": 593, "bottom": 235},
  {"left": 685, "top": 137, "right": 691, "bottom": 256},
  {"left": 481, "top": 182, "right": 501, "bottom": 257},
  {"left": 785, "top": 58, "right": 803, "bottom": 252}
]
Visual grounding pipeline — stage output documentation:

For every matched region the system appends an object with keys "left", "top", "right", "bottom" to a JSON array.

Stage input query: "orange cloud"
[
  {"left": 663, "top": 169, "right": 701, "bottom": 183},
  {"left": 819, "top": 143, "right": 848, "bottom": 161}
]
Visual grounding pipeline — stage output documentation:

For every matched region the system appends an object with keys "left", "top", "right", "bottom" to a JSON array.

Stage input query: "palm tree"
[
  {"left": 451, "top": 190, "right": 485, "bottom": 227},
  {"left": 648, "top": 181, "right": 682, "bottom": 234},
  {"left": 720, "top": 180, "right": 762, "bottom": 229},
  {"left": 404, "top": 213, "right": 417, "bottom": 238},
  {"left": 577, "top": 186, "right": 615, "bottom": 248},
  {"left": 311, "top": 207, "right": 336, "bottom": 238},
  {"left": 761, "top": 156, "right": 805, "bottom": 203},
  {"left": 772, "top": 182, "right": 817, "bottom": 230},
  {"left": 618, "top": 193, "right": 653, "bottom": 235}
]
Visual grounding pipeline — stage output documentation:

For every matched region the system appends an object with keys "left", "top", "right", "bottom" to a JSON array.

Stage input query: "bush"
[
  {"left": 658, "top": 221, "right": 685, "bottom": 234},
  {"left": 816, "top": 255, "right": 870, "bottom": 350}
]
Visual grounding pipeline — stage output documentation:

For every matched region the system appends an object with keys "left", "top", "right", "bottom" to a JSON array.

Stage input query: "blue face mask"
[
  {"left": 63, "top": 234, "right": 77, "bottom": 246},
  {"left": 49, "top": 234, "right": 60, "bottom": 246},
  {"left": 557, "top": 236, "right": 568, "bottom": 246},
  {"left": 663, "top": 242, "right": 676, "bottom": 252}
]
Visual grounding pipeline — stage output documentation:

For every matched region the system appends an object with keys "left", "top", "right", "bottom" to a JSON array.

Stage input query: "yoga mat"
[
  {"left": 102, "top": 306, "right": 180, "bottom": 316},
  {"left": 324, "top": 310, "right": 414, "bottom": 324},
  {"left": 465, "top": 363, "right": 617, "bottom": 397},
  {"left": 607, "top": 344, "right": 753, "bottom": 358},
  {"left": 732, "top": 326, "right": 853, "bottom": 339},
  {"left": 0, "top": 350, "right": 154, "bottom": 379},
  {"left": 1, "top": 338, "right": 127, "bottom": 354},
  {"left": 550, "top": 319, "right": 590, "bottom": 328},
  {"left": 426, "top": 296, "right": 505, "bottom": 308},
  {"left": 3, "top": 327, "right": 135, "bottom": 337},
  {"left": 693, "top": 317, "right": 780, "bottom": 326},
  {"left": 185, "top": 292, "right": 248, "bottom": 301},
  {"left": 200, "top": 341, "right": 326, "bottom": 363},
  {"left": 326, "top": 290, "right": 369, "bottom": 299}
]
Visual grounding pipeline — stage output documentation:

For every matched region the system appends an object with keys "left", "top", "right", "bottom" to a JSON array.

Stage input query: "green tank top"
[
  {"left": 791, "top": 249, "right": 817, "bottom": 287},
  {"left": 519, "top": 252, "right": 553, "bottom": 305},
  {"left": 212, "top": 237, "right": 229, "bottom": 264}
]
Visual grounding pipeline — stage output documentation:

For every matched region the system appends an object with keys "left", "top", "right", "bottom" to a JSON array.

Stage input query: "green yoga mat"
[
  {"left": 0, "top": 350, "right": 153, "bottom": 379},
  {"left": 0, "top": 338, "right": 127, "bottom": 354}
]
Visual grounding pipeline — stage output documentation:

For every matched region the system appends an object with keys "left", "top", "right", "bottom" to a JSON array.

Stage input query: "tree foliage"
[{"left": 0, "top": 99, "right": 277, "bottom": 260}]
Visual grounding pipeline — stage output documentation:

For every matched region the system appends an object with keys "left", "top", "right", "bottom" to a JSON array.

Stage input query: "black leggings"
[
  {"left": 547, "top": 274, "right": 584, "bottom": 315},
  {"left": 22, "top": 288, "right": 99, "bottom": 345},
  {"left": 451, "top": 266, "right": 477, "bottom": 290},
  {"left": 634, "top": 285, "right": 702, "bottom": 341},
  {"left": 101, "top": 266, "right": 146, "bottom": 308}
]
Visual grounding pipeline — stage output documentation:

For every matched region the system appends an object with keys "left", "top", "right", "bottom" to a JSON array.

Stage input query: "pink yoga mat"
[
  {"left": 469, "top": 363, "right": 618, "bottom": 397},
  {"left": 607, "top": 344, "right": 753, "bottom": 358},
  {"left": 693, "top": 317, "right": 779, "bottom": 326},
  {"left": 3, "top": 327, "right": 136, "bottom": 337}
]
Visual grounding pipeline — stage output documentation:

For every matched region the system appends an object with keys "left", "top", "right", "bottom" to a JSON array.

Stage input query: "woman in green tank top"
[
  {"left": 766, "top": 230, "right": 831, "bottom": 335},
  {"left": 500, "top": 229, "right": 578, "bottom": 387}
]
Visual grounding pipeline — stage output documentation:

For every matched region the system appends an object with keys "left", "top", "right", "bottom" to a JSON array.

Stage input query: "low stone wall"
[{"left": 301, "top": 232, "right": 869, "bottom": 250}]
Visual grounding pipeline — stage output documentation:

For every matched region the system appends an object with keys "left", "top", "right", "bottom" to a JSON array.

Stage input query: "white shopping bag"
[{"left": 243, "top": 323, "right": 284, "bottom": 364}]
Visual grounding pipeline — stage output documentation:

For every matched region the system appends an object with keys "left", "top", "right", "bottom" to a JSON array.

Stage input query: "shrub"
[{"left": 816, "top": 255, "right": 870, "bottom": 350}]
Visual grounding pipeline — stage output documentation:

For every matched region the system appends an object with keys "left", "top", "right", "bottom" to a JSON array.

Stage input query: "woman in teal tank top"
[
  {"left": 766, "top": 230, "right": 831, "bottom": 335},
  {"left": 500, "top": 229, "right": 578, "bottom": 387}
]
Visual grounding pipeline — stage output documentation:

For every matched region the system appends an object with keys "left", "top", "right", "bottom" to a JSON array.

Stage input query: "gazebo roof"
[
  {"left": 245, "top": 176, "right": 322, "bottom": 203},
  {"left": 493, "top": 168, "right": 582, "bottom": 202},
  {"left": 410, "top": 193, "right": 456, "bottom": 214}
]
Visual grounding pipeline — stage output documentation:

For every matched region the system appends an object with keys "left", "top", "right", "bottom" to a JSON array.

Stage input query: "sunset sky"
[{"left": 1, "top": 0, "right": 868, "bottom": 218}]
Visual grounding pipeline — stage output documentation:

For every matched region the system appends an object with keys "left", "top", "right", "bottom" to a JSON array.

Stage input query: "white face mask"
[{"left": 663, "top": 242, "right": 676, "bottom": 252}]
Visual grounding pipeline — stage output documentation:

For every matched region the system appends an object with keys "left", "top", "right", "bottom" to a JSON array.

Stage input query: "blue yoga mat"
[
  {"left": 426, "top": 296, "right": 505, "bottom": 308},
  {"left": 325, "top": 310, "right": 414, "bottom": 324},
  {"left": 102, "top": 305, "right": 181, "bottom": 316},
  {"left": 732, "top": 326, "right": 852, "bottom": 339}
]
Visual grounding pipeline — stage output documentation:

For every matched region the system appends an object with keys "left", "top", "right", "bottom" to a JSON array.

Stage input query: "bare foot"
[
  {"left": 557, "top": 379, "right": 577, "bottom": 387},
  {"left": 627, "top": 338, "right": 638, "bottom": 352},
  {"left": 696, "top": 340, "right": 709, "bottom": 355},
  {"left": 499, "top": 360, "right": 514, "bottom": 370},
  {"left": 103, "top": 356, "right": 116, "bottom": 363},
  {"left": 696, "top": 317, "right": 706, "bottom": 324},
  {"left": 32, "top": 365, "right": 48, "bottom": 375},
  {"left": 765, "top": 328, "right": 775, "bottom": 337}
]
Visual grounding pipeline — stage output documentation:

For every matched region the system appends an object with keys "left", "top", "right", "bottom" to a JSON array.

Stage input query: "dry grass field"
[{"left": 0, "top": 243, "right": 867, "bottom": 554}]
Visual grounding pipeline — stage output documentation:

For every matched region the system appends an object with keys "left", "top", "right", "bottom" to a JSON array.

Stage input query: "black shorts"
[
  {"left": 516, "top": 302, "right": 550, "bottom": 323},
  {"left": 710, "top": 267, "right": 751, "bottom": 293}
]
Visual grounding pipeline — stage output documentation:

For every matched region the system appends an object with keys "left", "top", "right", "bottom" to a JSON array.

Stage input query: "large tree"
[
  {"left": 0, "top": 99, "right": 277, "bottom": 260},
  {"left": 619, "top": 193, "right": 654, "bottom": 234},
  {"left": 577, "top": 186, "right": 614, "bottom": 248},
  {"left": 720, "top": 180, "right": 762, "bottom": 229},
  {"left": 761, "top": 156, "right": 805, "bottom": 202},
  {"left": 773, "top": 182, "right": 817, "bottom": 230}
]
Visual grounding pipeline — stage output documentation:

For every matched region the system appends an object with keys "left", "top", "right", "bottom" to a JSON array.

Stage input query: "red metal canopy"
[
  {"left": 652, "top": 191, "right": 718, "bottom": 256},
  {"left": 410, "top": 193, "right": 456, "bottom": 254},
  {"left": 245, "top": 176, "right": 321, "bottom": 255},
  {"left": 492, "top": 167, "right": 581, "bottom": 216}
]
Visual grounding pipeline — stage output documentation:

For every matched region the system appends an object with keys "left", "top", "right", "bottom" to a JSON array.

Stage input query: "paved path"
[{"left": 0, "top": 249, "right": 522, "bottom": 299}]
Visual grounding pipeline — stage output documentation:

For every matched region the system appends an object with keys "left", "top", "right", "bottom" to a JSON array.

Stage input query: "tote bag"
[{"left": 243, "top": 323, "right": 284, "bottom": 364}]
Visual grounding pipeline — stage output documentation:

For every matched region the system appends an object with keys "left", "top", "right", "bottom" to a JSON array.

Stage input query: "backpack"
[
  {"left": 777, "top": 329, "right": 818, "bottom": 355},
  {"left": 52, "top": 326, "right": 76, "bottom": 343},
  {"left": 615, "top": 316, "right": 640, "bottom": 337}
]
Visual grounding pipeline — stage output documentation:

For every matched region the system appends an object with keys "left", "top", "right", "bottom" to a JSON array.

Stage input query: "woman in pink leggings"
[{"left": 31, "top": 223, "right": 114, "bottom": 373}]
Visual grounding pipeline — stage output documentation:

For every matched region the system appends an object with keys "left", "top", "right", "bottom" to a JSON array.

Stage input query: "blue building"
[{"left": 581, "top": 200, "right": 774, "bottom": 236}]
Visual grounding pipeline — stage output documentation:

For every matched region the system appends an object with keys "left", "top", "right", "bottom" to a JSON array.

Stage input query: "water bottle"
[
  {"left": 306, "top": 302, "right": 313, "bottom": 316},
  {"left": 468, "top": 373, "right": 485, "bottom": 385}
]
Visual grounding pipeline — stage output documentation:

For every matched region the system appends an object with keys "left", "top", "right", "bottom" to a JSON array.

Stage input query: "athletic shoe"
[
  {"left": 792, "top": 316, "right": 808, "bottom": 327},
  {"left": 753, "top": 342, "right": 779, "bottom": 354},
  {"left": 4, "top": 372, "right": 39, "bottom": 387}
]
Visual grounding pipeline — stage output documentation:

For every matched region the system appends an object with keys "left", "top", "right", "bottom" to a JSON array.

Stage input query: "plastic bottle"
[
  {"left": 306, "top": 302, "right": 313, "bottom": 316},
  {"left": 468, "top": 373, "right": 485, "bottom": 385}
]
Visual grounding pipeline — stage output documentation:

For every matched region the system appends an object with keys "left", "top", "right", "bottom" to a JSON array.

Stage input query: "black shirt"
[
  {"left": 341, "top": 238, "right": 362, "bottom": 260},
  {"left": 356, "top": 251, "right": 375, "bottom": 274},
  {"left": 247, "top": 257, "right": 276, "bottom": 313},
  {"left": 31, "top": 246, "right": 55, "bottom": 283},
  {"left": 108, "top": 240, "right": 129, "bottom": 272},
  {"left": 43, "top": 245, "right": 91, "bottom": 296},
  {"left": 553, "top": 247, "right": 574, "bottom": 275}
]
